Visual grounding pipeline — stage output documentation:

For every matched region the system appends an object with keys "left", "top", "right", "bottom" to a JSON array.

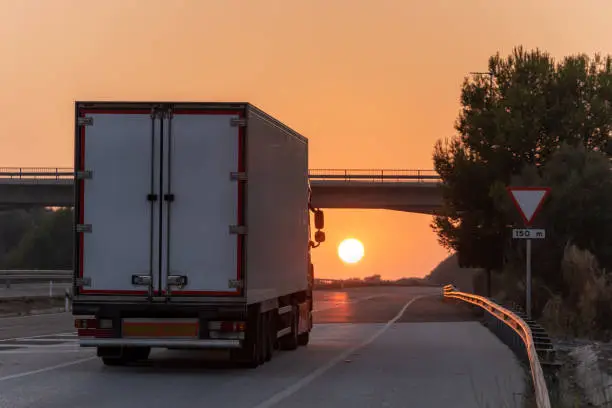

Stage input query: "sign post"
[{"left": 507, "top": 186, "right": 551, "bottom": 320}]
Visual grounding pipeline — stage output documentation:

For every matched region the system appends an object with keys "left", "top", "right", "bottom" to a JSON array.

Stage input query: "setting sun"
[{"left": 338, "top": 238, "right": 365, "bottom": 264}]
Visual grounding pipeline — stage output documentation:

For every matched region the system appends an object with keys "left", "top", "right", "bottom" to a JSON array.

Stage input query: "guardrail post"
[
  {"left": 5, "top": 278, "right": 9, "bottom": 289},
  {"left": 49, "top": 280, "right": 53, "bottom": 298}
]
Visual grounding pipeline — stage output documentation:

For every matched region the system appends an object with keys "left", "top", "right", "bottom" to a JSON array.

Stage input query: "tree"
[
  {"left": 433, "top": 46, "right": 612, "bottom": 292},
  {"left": 3, "top": 208, "right": 73, "bottom": 270}
]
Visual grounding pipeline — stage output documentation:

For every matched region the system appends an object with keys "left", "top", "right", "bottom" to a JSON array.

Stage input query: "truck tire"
[
  {"left": 101, "top": 357, "right": 128, "bottom": 366},
  {"left": 98, "top": 346, "right": 128, "bottom": 366},
  {"left": 234, "top": 312, "right": 265, "bottom": 368},
  {"left": 279, "top": 305, "right": 298, "bottom": 351},
  {"left": 264, "top": 311, "right": 274, "bottom": 362},
  {"left": 99, "top": 346, "right": 150, "bottom": 366},
  {"left": 297, "top": 331, "right": 310, "bottom": 346},
  {"left": 130, "top": 347, "right": 151, "bottom": 361}
]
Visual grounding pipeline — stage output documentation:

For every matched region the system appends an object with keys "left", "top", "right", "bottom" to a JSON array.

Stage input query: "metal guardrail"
[
  {"left": 443, "top": 285, "right": 551, "bottom": 408},
  {"left": 308, "top": 169, "right": 441, "bottom": 182},
  {"left": 0, "top": 269, "right": 72, "bottom": 279},
  {"left": 0, "top": 270, "right": 73, "bottom": 302},
  {"left": 0, "top": 168, "right": 441, "bottom": 183},
  {"left": 0, "top": 168, "right": 74, "bottom": 180}
]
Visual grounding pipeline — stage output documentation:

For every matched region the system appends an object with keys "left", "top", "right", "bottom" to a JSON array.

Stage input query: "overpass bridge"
[{"left": 0, "top": 167, "right": 443, "bottom": 214}]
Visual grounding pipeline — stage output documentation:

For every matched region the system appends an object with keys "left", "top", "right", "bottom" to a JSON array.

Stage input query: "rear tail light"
[
  {"left": 208, "top": 321, "right": 245, "bottom": 332},
  {"left": 75, "top": 318, "right": 97, "bottom": 329},
  {"left": 208, "top": 321, "right": 246, "bottom": 340},
  {"left": 75, "top": 318, "right": 113, "bottom": 338},
  {"left": 98, "top": 319, "right": 113, "bottom": 329}
]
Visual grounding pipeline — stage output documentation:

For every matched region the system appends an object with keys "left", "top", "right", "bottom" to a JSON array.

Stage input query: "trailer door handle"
[
  {"left": 164, "top": 194, "right": 175, "bottom": 202},
  {"left": 147, "top": 194, "right": 158, "bottom": 202},
  {"left": 167, "top": 275, "right": 187, "bottom": 288}
]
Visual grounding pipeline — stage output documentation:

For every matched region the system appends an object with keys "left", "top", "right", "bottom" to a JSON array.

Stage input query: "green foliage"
[
  {"left": 433, "top": 46, "right": 612, "bottom": 318},
  {"left": 0, "top": 208, "right": 73, "bottom": 270},
  {"left": 433, "top": 46, "right": 612, "bottom": 277}
]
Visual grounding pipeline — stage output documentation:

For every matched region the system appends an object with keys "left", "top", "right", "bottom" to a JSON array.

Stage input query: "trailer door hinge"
[
  {"left": 230, "top": 172, "right": 247, "bottom": 181},
  {"left": 76, "top": 224, "right": 92, "bottom": 233},
  {"left": 230, "top": 118, "right": 246, "bottom": 127},
  {"left": 228, "top": 279, "right": 244, "bottom": 289},
  {"left": 229, "top": 225, "right": 247, "bottom": 235},
  {"left": 76, "top": 170, "right": 93, "bottom": 180},
  {"left": 76, "top": 277, "right": 92, "bottom": 287},
  {"left": 78, "top": 117, "right": 93, "bottom": 127}
]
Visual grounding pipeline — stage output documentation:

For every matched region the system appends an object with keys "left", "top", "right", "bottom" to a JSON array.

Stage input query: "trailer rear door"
[
  {"left": 160, "top": 109, "right": 244, "bottom": 298},
  {"left": 75, "top": 104, "right": 245, "bottom": 299},
  {"left": 76, "top": 108, "right": 160, "bottom": 296}
]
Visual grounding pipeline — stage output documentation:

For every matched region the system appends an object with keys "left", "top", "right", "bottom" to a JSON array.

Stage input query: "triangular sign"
[{"left": 507, "top": 187, "right": 551, "bottom": 226}]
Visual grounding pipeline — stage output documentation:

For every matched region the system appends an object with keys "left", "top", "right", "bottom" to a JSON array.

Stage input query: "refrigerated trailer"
[{"left": 71, "top": 102, "right": 326, "bottom": 367}]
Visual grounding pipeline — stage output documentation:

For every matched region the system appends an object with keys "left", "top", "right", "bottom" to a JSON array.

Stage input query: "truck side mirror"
[
  {"left": 314, "top": 210, "right": 325, "bottom": 230},
  {"left": 314, "top": 230, "right": 326, "bottom": 243}
]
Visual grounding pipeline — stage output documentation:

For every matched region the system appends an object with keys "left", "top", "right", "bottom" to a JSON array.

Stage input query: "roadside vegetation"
[
  {"left": 429, "top": 45, "right": 612, "bottom": 406},
  {"left": 431, "top": 45, "right": 612, "bottom": 335},
  {"left": 0, "top": 207, "right": 72, "bottom": 270}
]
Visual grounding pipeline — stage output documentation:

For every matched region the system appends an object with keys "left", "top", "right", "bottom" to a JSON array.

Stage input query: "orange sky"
[{"left": 1, "top": 0, "right": 611, "bottom": 279}]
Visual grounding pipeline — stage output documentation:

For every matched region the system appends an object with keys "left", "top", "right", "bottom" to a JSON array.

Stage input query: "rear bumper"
[{"left": 79, "top": 338, "right": 241, "bottom": 349}]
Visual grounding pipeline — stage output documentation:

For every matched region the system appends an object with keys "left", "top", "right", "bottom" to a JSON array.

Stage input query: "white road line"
[
  {"left": 0, "top": 311, "right": 69, "bottom": 321},
  {"left": 0, "top": 332, "right": 74, "bottom": 342},
  {"left": 0, "top": 357, "right": 96, "bottom": 382},
  {"left": 0, "top": 338, "right": 77, "bottom": 343},
  {"left": 252, "top": 295, "right": 426, "bottom": 408},
  {"left": 0, "top": 349, "right": 92, "bottom": 355}
]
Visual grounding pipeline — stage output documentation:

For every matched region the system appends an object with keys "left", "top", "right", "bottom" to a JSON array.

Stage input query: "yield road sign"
[{"left": 507, "top": 187, "right": 550, "bottom": 226}]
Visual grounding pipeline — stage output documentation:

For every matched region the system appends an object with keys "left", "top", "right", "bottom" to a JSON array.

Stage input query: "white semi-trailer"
[{"left": 71, "top": 102, "right": 325, "bottom": 367}]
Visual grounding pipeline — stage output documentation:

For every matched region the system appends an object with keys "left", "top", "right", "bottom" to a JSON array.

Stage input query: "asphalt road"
[{"left": 0, "top": 286, "right": 527, "bottom": 408}]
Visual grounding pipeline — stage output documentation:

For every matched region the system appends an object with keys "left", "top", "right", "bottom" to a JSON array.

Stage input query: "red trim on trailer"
[
  {"left": 78, "top": 109, "right": 149, "bottom": 295},
  {"left": 167, "top": 109, "right": 245, "bottom": 297},
  {"left": 78, "top": 110, "right": 85, "bottom": 294}
]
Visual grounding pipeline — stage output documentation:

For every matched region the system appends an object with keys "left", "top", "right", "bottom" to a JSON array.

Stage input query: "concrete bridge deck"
[{"left": 0, "top": 168, "right": 443, "bottom": 214}]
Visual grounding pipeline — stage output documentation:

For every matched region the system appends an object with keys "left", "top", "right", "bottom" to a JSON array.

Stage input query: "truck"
[{"left": 71, "top": 102, "right": 326, "bottom": 368}]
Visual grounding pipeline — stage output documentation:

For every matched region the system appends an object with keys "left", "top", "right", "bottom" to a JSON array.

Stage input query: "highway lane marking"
[
  {"left": 0, "top": 331, "right": 74, "bottom": 343},
  {"left": 251, "top": 294, "right": 427, "bottom": 408},
  {"left": 0, "top": 357, "right": 96, "bottom": 383},
  {"left": 0, "top": 311, "right": 69, "bottom": 321}
]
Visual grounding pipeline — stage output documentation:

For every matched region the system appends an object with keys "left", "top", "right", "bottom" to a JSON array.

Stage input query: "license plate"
[{"left": 122, "top": 319, "right": 199, "bottom": 338}]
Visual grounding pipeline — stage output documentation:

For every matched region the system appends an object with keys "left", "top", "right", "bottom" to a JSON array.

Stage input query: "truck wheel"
[
  {"left": 235, "top": 312, "right": 265, "bottom": 368},
  {"left": 264, "top": 312, "right": 274, "bottom": 362},
  {"left": 101, "top": 356, "right": 128, "bottom": 366},
  {"left": 297, "top": 332, "right": 310, "bottom": 346},
  {"left": 130, "top": 347, "right": 151, "bottom": 361},
  {"left": 98, "top": 346, "right": 129, "bottom": 366},
  {"left": 279, "top": 305, "right": 298, "bottom": 351}
]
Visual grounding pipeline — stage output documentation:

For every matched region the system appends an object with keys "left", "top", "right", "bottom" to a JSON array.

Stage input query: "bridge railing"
[
  {"left": 0, "top": 167, "right": 442, "bottom": 183},
  {"left": 443, "top": 285, "right": 551, "bottom": 408},
  {"left": 0, "top": 167, "right": 73, "bottom": 180},
  {"left": 308, "top": 169, "right": 441, "bottom": 182}
]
